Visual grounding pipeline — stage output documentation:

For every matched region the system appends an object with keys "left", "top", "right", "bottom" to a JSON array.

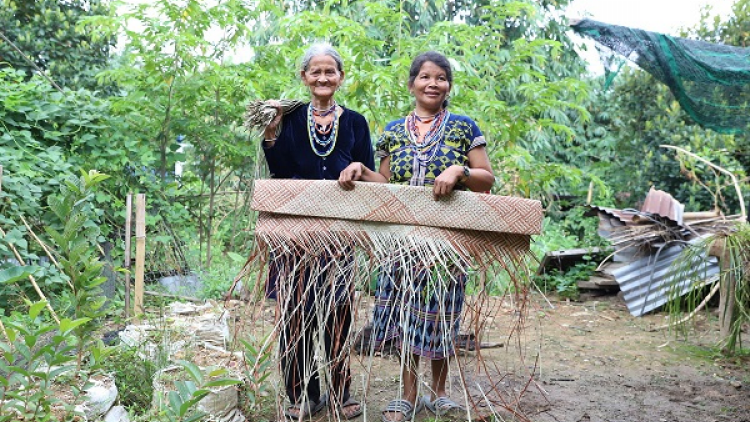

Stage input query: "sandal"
[
  {"left": 284, "top": 394, "right": 328, "bottom": 420},
  {"left": 422, "top": 395, "right": 464, "bottom": 417},
  {"left": 337, "top": 397, "right": 363, "bottom": 420},
  {"left": 382, "top": 398, "right": 424, "bottom": 422}
]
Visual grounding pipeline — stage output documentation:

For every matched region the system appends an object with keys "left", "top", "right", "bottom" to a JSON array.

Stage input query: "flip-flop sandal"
[
  {"left": 422, "top": 395, "right": 464, "bottom": 417},
  {"left": 338, "top": 397, "right": 363, "bottom": 420},
  {"left": 382, "top": 398, "right": 424, "bottom": 422},
  {"left": 285, "top": 393, "right": 328, "bottom": 420}
]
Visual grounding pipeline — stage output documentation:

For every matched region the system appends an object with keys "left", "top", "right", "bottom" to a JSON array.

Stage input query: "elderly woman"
[
  {"left": 263, "top": 43, "right": 374, "bottom": 420},
  {"left": 339, "top": 51, "right": 494, "bottom": 422}
]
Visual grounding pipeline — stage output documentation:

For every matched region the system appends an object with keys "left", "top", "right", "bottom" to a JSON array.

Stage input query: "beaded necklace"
[
  {"left": 312, "top": 102, "right": 337, "bottom": 117},
  {"left": 407, "top": 109, "right": 447, "bottom": 148},
  {"left": 307, "top": 103, "right": 340, "bottom": 157},
  {"left": 413, "top": 112, "right": 438, "bottom": 124},
  {"left": 406, "top": 109, "right": 449, "bottom": 166}
]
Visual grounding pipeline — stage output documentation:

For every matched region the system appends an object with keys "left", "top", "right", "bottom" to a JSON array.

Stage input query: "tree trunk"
[{"left": 206, "top": 157, "right": 216, "bottom": 267}]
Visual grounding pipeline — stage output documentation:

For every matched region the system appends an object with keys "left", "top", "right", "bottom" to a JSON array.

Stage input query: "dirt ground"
[
  {"left": 238, "top": 291, "right": 750, "bottom": 422},
  {"left": 479, "top": 292, "right": 750, "bottom": 422}
]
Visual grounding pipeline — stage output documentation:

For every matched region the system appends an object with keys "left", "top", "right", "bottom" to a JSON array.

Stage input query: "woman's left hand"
[{"left": 432, "top": 165, "right": 463, "bottom": 199}]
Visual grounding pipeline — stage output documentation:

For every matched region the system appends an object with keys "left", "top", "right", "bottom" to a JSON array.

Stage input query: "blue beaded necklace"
[{"left": 307, "top": 103, "right": 340, "bottom": 157}]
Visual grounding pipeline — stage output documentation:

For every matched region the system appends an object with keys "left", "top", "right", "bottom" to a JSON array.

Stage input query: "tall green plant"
[
  {"left": 42, "top": 170, "right": 111, "bottom": 368},
  {"left": 0, "top": 301, "right": 91, "bottom": 422}
]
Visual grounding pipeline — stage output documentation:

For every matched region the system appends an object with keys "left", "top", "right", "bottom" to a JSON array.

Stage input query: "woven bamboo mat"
[{"left": 252, "top": 180, "right": 543, "bottom": 235}]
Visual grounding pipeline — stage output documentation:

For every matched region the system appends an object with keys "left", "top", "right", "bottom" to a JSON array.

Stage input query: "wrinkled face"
[
  {"left": 301, "top": 55, "right": 344, "bottom": 100},
  {"left": 409, "top": 61, "right": 451, "bottom": 111}
]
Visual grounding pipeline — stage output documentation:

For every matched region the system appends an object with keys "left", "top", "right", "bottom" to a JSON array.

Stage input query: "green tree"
[
  {"left": 0, "top": 0, "right": 114, "bottom": 91},
  {"left": 87, "top": 0, "right": 260, "bottom": 266}
]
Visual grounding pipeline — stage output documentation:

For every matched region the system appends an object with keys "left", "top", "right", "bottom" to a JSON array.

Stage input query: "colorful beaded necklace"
[
  {"left": 407, "top": 109, "right": 448, "bottom": 148},
  {"left": 406, "top": 109, "right": 449, "bottom": 165},
  {"left": 307, "top": 103, "right": 340, "bottom": 157}
]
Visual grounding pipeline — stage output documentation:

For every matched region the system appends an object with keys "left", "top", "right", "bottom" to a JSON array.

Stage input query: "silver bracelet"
[{"left": 262, "top": 138, "right": 276, "bottom": 149}]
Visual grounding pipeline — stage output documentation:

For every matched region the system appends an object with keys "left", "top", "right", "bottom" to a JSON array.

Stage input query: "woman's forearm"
[{"left": 358, "top": 163, "right": 388, "bottom": 183}]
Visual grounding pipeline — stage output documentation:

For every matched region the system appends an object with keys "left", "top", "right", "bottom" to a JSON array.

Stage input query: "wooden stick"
[
  {"left": 683, "top": 210, "right": 722, "bottom": 220},
  {"left": 124, "top": 194, "right": 132, "bottom": 319},
  {"left": 650, "top": 279, "right": 720, "bottom": 331},
  {"left": 660, "top": 144, "right": 746, "bottom": 220},
  {"left": 134, "top": 194, "right": 146, "bottom": 319},
  {"left": 716, "top": 240, "right": 737, "bottom": 344},
  {"left": 0, "top": 30, "right": 64, "bottom": 93},
  {"left": 19, "top": 215, "right": 74, "bottom": 290},
  {"left": 0, "top": 166, "right": 10, "bottom": 343},
  {"left": 0, "top": 225, "right": 60, "bottom": 324},
  {"left": 0, "top": 318, "right": 9, "bottom": 345},
  {"left": 21, "top": 216, "right": 63, "bottom": 268}
]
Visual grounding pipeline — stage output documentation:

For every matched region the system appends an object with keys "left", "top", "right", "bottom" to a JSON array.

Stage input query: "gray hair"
[{"left": 300, "top": 43, "right": 344, "bottom": 73}]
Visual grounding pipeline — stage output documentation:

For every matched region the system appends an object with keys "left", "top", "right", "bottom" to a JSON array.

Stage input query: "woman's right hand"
[
  {"left": 264, "top": 100, "right": 283, "bottom": 140},
  {"left": 338, "top": 162, "right": 365, "bottom": 190}
]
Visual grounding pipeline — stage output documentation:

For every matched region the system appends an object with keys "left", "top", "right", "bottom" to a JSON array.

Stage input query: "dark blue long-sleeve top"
[
  {"left": 263, "top": 104, "right": 375, "bottom": 179},
  {"left": 262, "top": 103, "right": 375, "bottom": 309}
]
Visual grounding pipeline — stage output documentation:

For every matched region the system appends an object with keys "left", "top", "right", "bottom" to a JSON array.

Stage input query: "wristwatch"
[{"left": 459, "top": 165, "right": 470, "bottom": 183}]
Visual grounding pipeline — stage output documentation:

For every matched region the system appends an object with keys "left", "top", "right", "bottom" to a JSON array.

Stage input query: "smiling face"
[
  {"left": 409, "top": 61, "right": 451, "bottom": 114},
  {"left": 301, "top": 54, "right": 344, "bottom": 102}
]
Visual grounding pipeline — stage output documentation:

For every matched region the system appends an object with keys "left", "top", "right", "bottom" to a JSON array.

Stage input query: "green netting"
[{"left": 572, "top": 18, "right": 750, "bottom": 134}]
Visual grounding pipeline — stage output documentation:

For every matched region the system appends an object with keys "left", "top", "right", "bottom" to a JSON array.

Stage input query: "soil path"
[
  {"left": 508, "top": 293, "right": 749, "bottom": 422},
  {"left": 238, "top": 292, "right": 750, "bottom": 422}
]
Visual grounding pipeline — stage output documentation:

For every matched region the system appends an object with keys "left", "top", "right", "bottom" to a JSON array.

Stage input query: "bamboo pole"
[
  {"left": 660, "top": 144, "right": 746, "bottom": 220},
  {"left": 717, "top": 241, "right": 737, "bottom": 344},
  {"left": 0, "top": 165, "right": 10, "bottom": 343},
  {"left": 134, "top": 194, "right": 146, "bottom": 319},
  {"left": 0, "top": 169, "right": 58, "bottom": 324},
  {"left": 124, "top": 194, "right": 132, "bottom": 319},
  {"left": 19, "top": 216, "right": 73, "bottom": 291}
]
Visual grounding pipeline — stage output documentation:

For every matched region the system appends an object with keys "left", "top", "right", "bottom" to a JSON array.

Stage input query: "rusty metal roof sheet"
[
  {"left": 610, "top": 239, "right": 719, "bottom": 316},
  {"left": 639, "top": 187, "right": 685, "bottom": 225}
]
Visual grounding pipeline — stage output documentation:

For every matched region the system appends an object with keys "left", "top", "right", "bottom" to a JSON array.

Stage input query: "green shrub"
[{"left": 103, "top": 345, "right": 157, "bottom": 412}]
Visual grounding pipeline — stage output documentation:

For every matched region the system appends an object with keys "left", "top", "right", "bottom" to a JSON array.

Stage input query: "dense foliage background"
[
  {"left": 1, "top": 0, "right": 749, "bottom": 326},
  {"left": 3, "top": 0, "right": 750, "bottom": 419}
]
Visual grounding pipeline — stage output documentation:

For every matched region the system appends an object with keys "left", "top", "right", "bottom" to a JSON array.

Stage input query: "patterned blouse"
[{"left": 375, "top": 112, "right": 486, "bottom": 187}]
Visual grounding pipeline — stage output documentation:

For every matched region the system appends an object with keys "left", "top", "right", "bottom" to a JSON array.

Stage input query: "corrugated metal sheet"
[
  {"left": 588, "top": 205, "right": 636, "bottom": 224},
  {"left": 639, "top": 187, "right": 685, "bottom": 225},
  {"left": 611, "top": 241, "right": 719, "bottom": 316},
  {"left": 588, "top": 206, "right": 638, "bottom": 240}
]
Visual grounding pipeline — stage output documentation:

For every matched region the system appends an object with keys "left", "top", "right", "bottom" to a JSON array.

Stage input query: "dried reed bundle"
[{"left": 243, "top": 99, "right": 306, "bottom": 138}]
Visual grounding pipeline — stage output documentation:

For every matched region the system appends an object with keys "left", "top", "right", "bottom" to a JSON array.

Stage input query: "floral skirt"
[{"left": 371, "top": 265, "right": 466, "bottom": 359}]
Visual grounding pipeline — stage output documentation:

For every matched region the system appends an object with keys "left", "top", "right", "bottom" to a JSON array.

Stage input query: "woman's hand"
[
  {"left": 432, "top": 165, "right": 464, "bottom": 199},
  {"left": 338, "top": 162, "right": 365, "bottom": 190},
  {"left": 263, "top": 99, "right": 283, "bottom": 140}
]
